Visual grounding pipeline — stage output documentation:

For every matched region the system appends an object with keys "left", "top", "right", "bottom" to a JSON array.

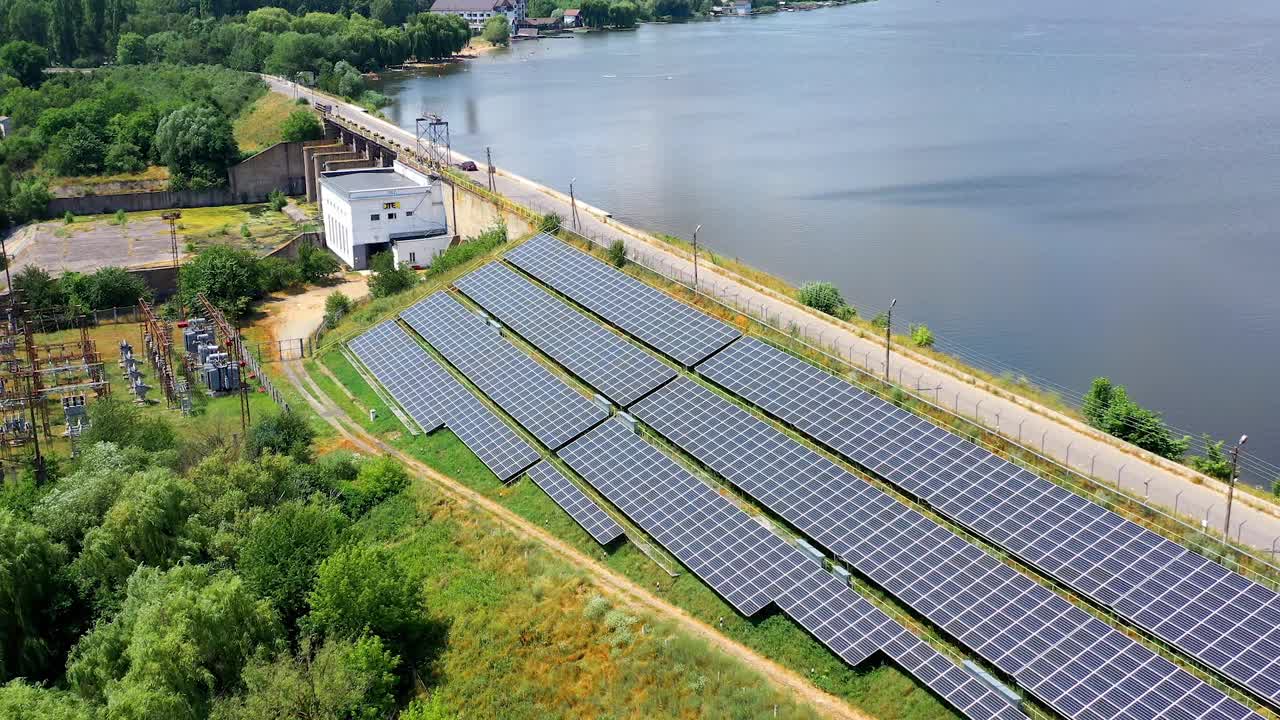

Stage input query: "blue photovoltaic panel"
[
  {"left": 560, "top": 419, "right": 1027, "bottom": 720},
  {"left": 348, "top": 321, "right": 538, "bottom": 482},
  {"left": 698, "top": 338, "right": 1280, "bottom": 708},
  {"left": 505, "top": 233, "right": 740, "bottom": 367},
  {"left": 401, "top": 292, "right": 608, "bottom": 449},
  {"left": 455, "top": 262, "right": 677, "bottom": 406},
  {"left": 631, "top": 377, "right": 1258, "bottom": 720},
  {"left": 525, "top": 461, "right": 624, "bottom": 545}
]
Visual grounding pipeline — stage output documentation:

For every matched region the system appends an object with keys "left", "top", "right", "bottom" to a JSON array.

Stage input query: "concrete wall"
[
  {"left": 48, "top": 187, "right": 240, "bottom": 216},
  {"left": 228, "top": 141, "right": 310, "bottom": 200},
  {"left": 443, "top": 181, "right": 536, "bottom": 240}
]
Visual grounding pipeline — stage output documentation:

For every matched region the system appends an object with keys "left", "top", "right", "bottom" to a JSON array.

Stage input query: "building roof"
[
  {"left": 431, "top": 0, "right": 510, "bottom": 11},
  {"left": 319, "top": 168, "right": 424, "bottom": 198},
  {"left": 523, "top": 16, "right": 559, "bottom": 25},
  {"left": 563, "top": 7, "right": 580, "bottom": 14}
]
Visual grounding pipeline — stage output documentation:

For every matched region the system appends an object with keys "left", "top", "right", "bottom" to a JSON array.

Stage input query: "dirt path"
[
  {"left": 258, "top": 274, "right": 371, "bottom": 344},
  {"left": 281, "top": 358, "right": 871, "bottom": 720}
]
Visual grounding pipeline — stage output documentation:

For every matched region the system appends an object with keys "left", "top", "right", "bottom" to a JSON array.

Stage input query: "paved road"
[{"left": 266, "top": 76, "right": 1280, "bottom": 559}]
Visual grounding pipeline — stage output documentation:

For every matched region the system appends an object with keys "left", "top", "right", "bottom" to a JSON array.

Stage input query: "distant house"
[
  {"left": 519, "top": 16, "right": 562, "bottom": 30},
  {"left": 562, "top": 7, "right": 581, "bottom": 26},
  {"left": 431, "top": 0, "right": 523, "bottom": 31},
  {"left": 0, "top": 116, "right": 9, "bottom": 139}
]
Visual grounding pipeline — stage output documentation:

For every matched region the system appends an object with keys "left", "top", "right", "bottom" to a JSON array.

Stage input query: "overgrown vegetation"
[
  {"left": 607, "top": 238, "right": 627, "bottom": 267},
  {"left": 797, "top": 280, "right": 855, "bottom": 320},
  {"left": 12, "top": 264, "right": 150, "bottom": 312},
  {"left": 1082, "top": 377, "right": 1190, "bottom": 460},
  {"left": 368, "top": 250, "right": 418, "bottom": 299}
]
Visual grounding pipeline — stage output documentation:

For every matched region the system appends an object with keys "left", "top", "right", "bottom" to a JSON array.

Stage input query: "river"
[{"left": 371, "top": 0, "right": 1280, "bottom": 475}]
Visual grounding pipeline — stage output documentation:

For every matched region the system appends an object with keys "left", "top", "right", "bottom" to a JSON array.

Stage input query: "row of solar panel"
[
  {"left": 561, "top": 419, "right": 1028, "bottom": 720},
  {"left": 503, "top": 232, "right": 1279, "bottom": 713},
  {"left": 348, "top": 322, "right": 620, "bottom": 546},
  {"left": 631, "top": 377, "right": 1254, "bottom": 720},
  {"left": 698, "top": 337, "right": 1280, "bottom": 707}
]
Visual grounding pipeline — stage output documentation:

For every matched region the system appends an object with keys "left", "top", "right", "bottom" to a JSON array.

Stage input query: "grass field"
[
  {"left": 307, "top": 348, "right": 963, "bottom": 720},
  {"left": 234, "top": 92, "right": 310, "bottom": 153}
]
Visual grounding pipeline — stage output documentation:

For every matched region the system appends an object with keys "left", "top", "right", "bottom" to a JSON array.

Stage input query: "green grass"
[
  {"left": 234, "top": 92, "right": 307, "bottom": 153},
  {"left": 311, "top": 348, "right": 963, "bottom": 720}
]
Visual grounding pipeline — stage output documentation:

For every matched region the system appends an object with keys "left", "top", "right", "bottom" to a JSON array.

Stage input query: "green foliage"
[
  {"left": 405, "top": 13, "right": 470, "bottom": 62},
  {"left": 1081, "top": 377, "right": 1190, "bottom": 460},
  {"left": 267, "top": 189, "right": 287, "bottom": 212},
  {"left": 323, "top": 290, "right": 353, "bottom": 328},
  {"left": 609, "top": 1, "right": 639, "bottom": 28},
  {"left": 64, "top": 211, "right": 75, "bottom": 224},
  {"left": 1272, "top": 478, "right": 1280, "bottom": 498},
  {"left": 154, "top": 103, "right": 239, "bottom": 189},
  {"left": 0, "top": 40, "right": 47, "bottom": 87},
  {"left": 66, "top": 564, "right": 281, "bottom": 715},
  {"left": 213, "top": 634, "right": 399, "bottom": 720},
  {"left": 537, "top": 211, "right": 562, "bottom": 234},
  {"left": 481, "top": 15, "right": 510, "bottom": 46},
  {"left": 238, "top": 499, "right": 347, "bottom": 631},
  {"left": 7, "top": 178, "right": 51, "bottom": 224},
  {"left": 400, "top": 693, "right": 457, "bottom": 720},
  {"left": 425, "top": 221, "right": 506, "bottom": 277},
  {"left": 579, "top": 0, "right": 609, "bottom": 27},
  {"left": 113, "top": 208, "right": 126, "bottom": 226},
  {"left": 909, "top": 323, "right": 934, "bottom": 348},
  {"left": 279, "top": 109, "right": 322, "bottom": 142},
  {"left": 258, "top": 256, "right": 302, "bottom": 292},
  {"left": 0, "top": 510, "right": 69, "bottom": 683},
  {"left": 62, "top": 266, "right": 151, "bottom": 310},
  {"left": 299, "top": 243, "right": 340, "bottom": 283},
  {"left": 45, "top": 124, "right": 106, "bottom": 176},
  {"left": 653, "top": 0, "right": 694, "bottom": 17},
  {"left": 0, "top": 680, "right": 96, "bottom": 720},
  {"left": 527, "top": 0, "right": 556, "bottom": 16},
  {"left": 367, "top": 250, "right": 417, "bottom": 298},
  {"left": 607, "top": 238, "right": 626, "bottom": 267},
  {"left": 12, "top": 265, "right": 66, "bottom": 310},
  {"left": 339, "top": 456, "right": 409, "bottom": 518},
  {"left": 178, "top": 244, "right": 264, "bottom": 318},
  {"left": 307, "top": 543, "right": 422, "bottom": 644},
  {"left": 80, "top": 397, "right": 176, "bottom": 452},
  {"left": 247, "top": 410, "right": 316, "bottom": 462},
  {"left": 796, "top": 281, "right": 848, "bottom": 317},
  {"left": 1188, "top": 435, "right": 1234, "bottom": 481},
  {"left": 115, "top": 32, "right": 146, "bottom": 64},
  {"left": 103, "top": 140, "right": 145, "bottom": 173},
  {"left": 32, "top": 443, "right": 148, "bottom": 549}
]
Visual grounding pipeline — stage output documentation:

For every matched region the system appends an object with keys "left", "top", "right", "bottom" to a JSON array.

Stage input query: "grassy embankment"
[
  {"left": 234, "top": 91, "right": 309, "bottom": 154},
  {"left": 300, "top": 234, "right": 965, "bottom": 720}
]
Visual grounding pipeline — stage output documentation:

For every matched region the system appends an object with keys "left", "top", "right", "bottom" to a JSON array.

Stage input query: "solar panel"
[
  {"left": 560, "top": 419, "right": 1027, "bottom": 720},
  {"left": 504, "top": 233, "right": 741, "bottom": 367},
  {"left": 348, "top": 320, "right": 447, "bottom": 432},
  {"left": 525, "top": 461, "right": 624, "bottom": 545},
  {"left": 348, "top": 321, "right": 538, "bottom": 482},
  {"left": 699, "top": 338, "right": 1280, "bottom": 708},
  {"left": 455, "top": 262, "right": 677, "bottom": 406},
  {"left": 631, "top": 377, "right": 1258, "bottom": 720},
  {"left": 400, "top": 292, "right": 608, "bottom": 449}
]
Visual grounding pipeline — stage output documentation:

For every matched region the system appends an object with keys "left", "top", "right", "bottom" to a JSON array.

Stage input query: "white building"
[
  {"left": 431, "top": 0, "right": 522, "bottom": 31},
  {"left": 318, "top": 163, "right": 450, "bottom": 271}
]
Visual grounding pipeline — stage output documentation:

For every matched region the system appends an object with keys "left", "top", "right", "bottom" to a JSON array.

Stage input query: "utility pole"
[
  {"left": 1223, "top": 434, "right": 1248, "bottom": 539},
  {"left": 163, "top": 211, "right": 182, "bottom": 317},
  {"left": 569, "top": 178, "right": 580, "bottom": 232},
  {"left": 1, "top": 232, "right": 11, "bottom": 293},
  {"left": 692, "top": 224, "right": 702, "bottom": 290},
  {"left": 486, "top": 146, "right": 496, "bottom": 193},
  {"left": 884, "top": 298, "right": 896, "bottom": 381}
]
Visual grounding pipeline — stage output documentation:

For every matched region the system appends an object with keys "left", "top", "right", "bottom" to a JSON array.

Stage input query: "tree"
[
  {"left": 653, "top": 0, "right": 692, "bottom": 17},
  {"left": 280, "top": 109, "right": 323, "bottom": 142},
  {"left": 12, "top": 266, "right": 66, "bottom": 310},
  {"left": 7, "top": 179, "right": 51, "bottom": 224},
  {"left": 62, "top": 266, "right": 150, "bottom": 310},
  {"left": 248, "top": 410, "right": 316, "bottom": 462},
  {"left": 115, "top": 32, "right": 147, "bottom": 64},
  {"left": 0, "top": 511, "right": 69, "bottom": 683},
  {"left": 307, "top": 544, "right": 422, "bottom": 643},
  {"left": 1188, "top": 435, "right": 1234, "bottom": 481},
  {"left": 796, "top": 281, "right": 845, "bottom": 316},
  {"left": 1082, "top": 377, "right": 1115, "bottom": 429},
  {"left": 5, "top": 1, "right": 51, "bottom": 48},
  {"left": 339, "top": 456, "right": 409, "bottom": 518},
  {"left": 45, "top": 125, "right": 107, "bottom": 176},
  {"left": 246, "top": 7, "right": 294, "bottom": 34},
  {"left": 0, "top": 41, "right": 49, "bottom": 88},
  {"left": 367, "top": 250, "right": 417, "bottom": 298},
  {"left": 481, "top": 15, "right": 509, "bottom": 46},
  {"left": 579, "top": 0, "right": 609, "bottom": 28},
  {"left": 213, "top": 635, "right": 399, "bottom": 720},
  {"left": 80, "top": 397, "right": 176, "bottom": 452},
  {"left": 527, "top": 0, "right": 556, "bottom": 16},
  {"left": 67, "top": 564, "right": 281, "bottom": 714},
  {"left": 1082, "top": 377, "right": 1190, "bottom": 461},
  {"left": 405, "top": 13, "right": 469, "bottom": 61},
  {"left": 104, "top": 141, "right": 146, "bottom": 173},
  {"left": 909, "top": 323, "right": 934, "bottom": 348},
  {"left": 32, "top": 442, "right": 144, "bottom": 549},
  {"left": 609, "top": 1, "right": 638, "bottom": 28},
  {"left": 238, "top": 500, "right": 347, "bottom": 631},
  {"left": 0, "top": 680, "right": 95, "bottom": 720},
  {"left": 299, "top": 244, "right": 340, "bottom": 283},
  {"left": 178, "top": 244, "right": 264, "bottom": 318},
  {"left": 154, "top": 103, "right": 239, "bottom": 189}
]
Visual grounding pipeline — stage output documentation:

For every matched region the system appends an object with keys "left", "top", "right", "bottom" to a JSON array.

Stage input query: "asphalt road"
[{"left": 265, "top": 76, "right": 1280, "bottom": 559}]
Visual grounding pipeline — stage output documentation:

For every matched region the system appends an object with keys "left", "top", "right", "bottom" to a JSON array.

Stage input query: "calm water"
[{"left": 372, "top": 0, "right": 1280, "bottom": 472}]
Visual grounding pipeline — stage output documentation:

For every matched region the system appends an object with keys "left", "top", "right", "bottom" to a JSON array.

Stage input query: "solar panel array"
[
  {"left": 504, "top": 233, "right": 741, "bottom": 366},
  {"left": 401, "top": 292, "right": 608, "bottom": 449},
  {"left": 348, "top": 321, "right": 538, "bottom": 481},
  {"left": 560, "top": 419, "right": 1027, "bottom": 720},
  {"left": 454, "top": 262, "right": 677, "bottom": 406},
  {"left": 525, "top": 461, "right": 624, "bottom": 545},
  {"left": 699, "top": 338, "right": 1280, "bottom": 708},
  {"left": 631, "top": 377, "right": 1257, "bottom": 720}
]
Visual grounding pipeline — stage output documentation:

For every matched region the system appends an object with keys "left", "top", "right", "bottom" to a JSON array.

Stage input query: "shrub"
[
  {"left": 325, "top": 291, "right": 353, "bottom": 316},
  {"left": 583, "top": 594, "right": 610, "bottom": 621},
  {"left": 1188, "top": 435, "right": 1233, "bottom": 481},
  {"left": 259, "top": 256, "right": 303, "bottom": 292},
  {"left": 538, "top": 212, "right": 561, "bottom": 234},
  {"left": 796, "top": 281, "right": 845, "bottom": 316},
  {"left": 607, "top": 239, "right": 626, "bottom": 267},
  {"left": 268, "top": 189, "right": 288, "bottom": 212},
  {"left": 426, "top": 221, "right": 506, "bottom": 277},
  {"left": 299, "top": 244, "right": 341, "bottom": 283},
  {"left": 871, "top": 312, "right": 889, "bottom": 329},
  {"left": 339, "top": 456, "right": 410, "bottom": 517},
  {"left": 114, "top": 209, "right": 127, "bottom": 226},
  {"left": 368, "top": 251, "right": 418, "bottom": 298},
  {"left": 64, "top": 211, "right": 75, "bottom": 224},
  {"left": 279, "top": 110, "right": 323, "bottom": 142},
  {"left": 1272, "top": 479, "right": 1280, "bottom": 497},
  {"left": 240, "top": 222, "right": 252, "bottom": 238},
  {"left": 247, "top": 410, "right": 316, "bottom": 462},
  {"left": 481, "top": 15, "right": 510, "bottom": 46},
  {"left": 909, "top": 323, "right": 934, "bottom": 348},
  {"left": 307, "top": 544, "right": 423, "bottom": 644}
]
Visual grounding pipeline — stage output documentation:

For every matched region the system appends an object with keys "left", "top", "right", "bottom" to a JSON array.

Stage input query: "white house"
[
  {"left": 431, "top": 0, "right": 523, "bottom": 31},
  {"left": 562, "top": 8, "right": 580, "bottom": 26},
  {"left": 318, "top": 163, "right": 450, "bottom": 271}
]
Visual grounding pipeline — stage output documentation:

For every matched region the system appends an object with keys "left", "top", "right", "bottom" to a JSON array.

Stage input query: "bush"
[
  {"left": 1272, "top": 478, "right": 1280, "bottom": 498},
  {"left": 280, "top": 110, "right": 323, "bottom": 142},
  {"left": 1081, "top": 377, "right": 1190, "bottom": 461},
  {"left": 796, "top": 281, "right": 845, "bottom": 316},
  {"left": 367, "top": 251, "right": 418, "bottom": 298},
  {"left": 268, "top": 189, "right": 287, "bottom": 212},
  {"left": 339, "top": 456, "right": 409, "bottom": 517},
  {"left": 299, "top": 244, "right": 340, "bottom": 283},
  {"left": 607, "top": 239, "right": 626, "bottom": 267},
  {"left": 248, "top": 410, "right": 316, "bottom": 462},
  {"left": 114, "top": 208, "right": 127, "bottom": 226},
  {"left": 909, "top": 323, "right": 934, "bottom": 348},
  {"left": 482, "top": 15, "right": 510, "bottom": 46},
  {"left": 538, "top": 212, "right": 561, "bottom": 234},
  {"left": 325, "top": 291, "right": 353, "bottom": 316},
  {"left": 259, "top": 256, "right": 303, "bottom": 292},
  {"left": 307, "top": 544, "right": 423, "bottom": 644},
  {"left": 426, "top": 221, "right": 506, "bottom": 277},
  {"left": 1188, "top": 435, "right": 1233, "bottom": 481},
  {"left": 871, "top": 312, "right": 889, "bottom": 329},
  {"left": 81, "top": 397, "right": 177, "bottom": 452},
  {"left": 238, "top": 499, "right": 348, "bottom": 630},
  {"left": 64, "top": 211, "right": 74, "bottom": 224}
]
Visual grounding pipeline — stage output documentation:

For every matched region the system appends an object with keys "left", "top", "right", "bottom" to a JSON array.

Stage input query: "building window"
[
  {"left": 387, "top": 212, "right": 397, "bottom": 220},
  {"left": 409, "top": 252, "right": 417, "bottom": 263},
  {"left": 370, "top": 214, "right": 380, "bottom": 221},
  {"left": 405, "top": 211, "right": 413, "bottom": 217}
]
